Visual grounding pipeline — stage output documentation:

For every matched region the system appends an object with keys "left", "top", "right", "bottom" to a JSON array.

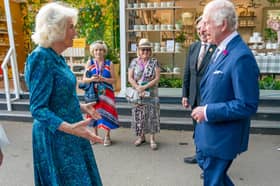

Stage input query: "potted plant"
[
  {"left": 264, "top": 28, "right": 277, "bottom": 42},
  {"left": 266, "top": 0, "right": 280, "bottom": 7},
  {"left": 175, "top": 20, "right": 182, "bottom": 30}
]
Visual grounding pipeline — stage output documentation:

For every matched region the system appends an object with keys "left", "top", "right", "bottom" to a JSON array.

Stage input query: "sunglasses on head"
[
  {"left": 94, "top": 40, "right": 105, "bottom": 44},
  {"left": 141, "top": 48, "right": 151, "bottom": 52}
]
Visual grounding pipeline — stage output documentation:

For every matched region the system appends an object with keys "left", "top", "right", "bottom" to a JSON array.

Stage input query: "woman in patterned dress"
[
  {"left": 128, "top": 38, "right": 161, "bottom": 150},
  {"left": 83, "top": 41, "right": 119, "bottom": 146},
  {"left": 24, "top": 2, "right": 103, "bottom": 185}
]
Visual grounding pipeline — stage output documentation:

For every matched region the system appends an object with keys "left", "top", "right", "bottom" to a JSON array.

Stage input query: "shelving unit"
[
  {"left": 0, "top": 1, "right": 25, "bottom": 76},
  {"left": 0, "top": 18, "right": 9, "bottom": 66},
  {"left": 125, "top": 0, "right": 195, "bottom": 75},
  {"left": 238, "top": 16, "right": 256, "bottom": 28},
  {"left": 62, "top": 47, "right": 86, "bottom": 80}
]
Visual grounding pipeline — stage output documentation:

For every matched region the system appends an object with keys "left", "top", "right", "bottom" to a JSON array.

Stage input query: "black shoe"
[
  {"left": 183, "top": 155, "right": 197, "bottom": 164},
  {"left": 200, "top": 172, "right": 204, "bottom": 179}
]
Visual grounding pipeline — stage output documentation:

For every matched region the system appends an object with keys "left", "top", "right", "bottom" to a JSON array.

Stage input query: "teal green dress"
[{"left": 24, "top": 46, "right": 102, "bottom": 186}]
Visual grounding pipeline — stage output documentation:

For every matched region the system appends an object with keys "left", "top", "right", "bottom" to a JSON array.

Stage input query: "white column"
[
  {"left": 118, "top": 0, "right": 127, "bottom": 97},
  {"left": 4, "top": 0, "right": 22, "bottom": 96}
]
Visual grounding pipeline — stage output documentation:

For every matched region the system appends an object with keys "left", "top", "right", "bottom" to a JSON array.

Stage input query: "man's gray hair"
[{"left": 203, "top": 0, "right": 238, "bottom": 31}]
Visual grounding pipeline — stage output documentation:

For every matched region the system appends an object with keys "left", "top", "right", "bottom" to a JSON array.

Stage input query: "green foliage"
[
  {"left": 175, "top": 32, "right": 186, "bottom": 43},
  {"left": 76, "top": 2, "right": 105, "bottom": 45},
  {"left": 20, "top": 1, "right": 49, "bottom": 53},
  {"left": 20, "top": 0, "right": 120, "bottom": 63},
  {"left": 266, "top": 0, "right": 280, "bottom": 6},
  {"left": 259, "top": 76, "right": 280, "bottom": 90},
  {"left": 106, "top": 47, "right": 120, "bottom": 64},
  {"left": 159, "top": 77, "right": 182, "bottom": 88},
  {"left": 264, "top": 28, "right": 277, "bottom": 41},
  {"left": 159, "top": 76, "right": 280, "bottom": 89}
]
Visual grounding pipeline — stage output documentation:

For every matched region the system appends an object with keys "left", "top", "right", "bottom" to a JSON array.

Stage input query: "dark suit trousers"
[{"left": 196, "top": 150, "right": 234, "bottom": 186}]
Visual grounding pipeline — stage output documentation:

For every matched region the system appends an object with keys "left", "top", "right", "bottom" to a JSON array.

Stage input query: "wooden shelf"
[
  {"left": 62, "top": 47, "right": 86, "bottom": 77},
  {"left": 128, "top": 51, "right": 182, "bottom": 54},
  {"left": 0, "top": 31, "right": 8, "bottom": 34},
  {"left": 126, "top": 6, "right": 183, "bottom": 10},
  {"left": 239, "top": 16, "right": 257, "bottom": 18},
  {"left": 0, "top": 44, "right": 9, "bottom": 47},
  {"left": 239, "top": 25, "right": 256, "bottom": 28},
  {"left": 125, "top": 0, "right": 192, "bottom": 82},
  {"left": 73, "top": 72, "right": 84, "bottom": 76},
  {"left": 127, "top": 29, "right": 182, "bottom": 32},
  {"left": 160, "top": 72, "right": 180, "bottom": 75}
]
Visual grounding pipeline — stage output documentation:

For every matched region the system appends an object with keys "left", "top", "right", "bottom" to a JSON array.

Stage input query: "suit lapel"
[
  {"left": 200, "top": 35, "right": 241, "bottom": 87},
  {"left": 198, "top": 45, "right": 216, "bottom": 72}
]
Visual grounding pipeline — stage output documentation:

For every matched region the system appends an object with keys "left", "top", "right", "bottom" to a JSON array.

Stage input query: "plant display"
[
  {"left": 259, "top": 76, "right": 280, "bottom": 90},
  {"left": 20, "top": 1, "right": 48, "bottom": 55},
  {"left": 175, "top": 32, "right": 186, "bottom": 43},
  {"left": 20, "top": 0, "right": 120, "bottom": 63},
  {"left": 159, "top": 77, "right": 182, "bottom": 88},
  {"left": 264, "top": 28, "right": 278, "bottom": 41},
  {"left": 266, "top": 0, "right": 280, "bottom": 6},
  {"left": 267, "top": 16, "right": 280, "bottom": 43}
]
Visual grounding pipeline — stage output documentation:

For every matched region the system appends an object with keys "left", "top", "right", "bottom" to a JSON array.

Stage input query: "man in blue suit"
[
  {"left": 182, "top": 16, "right": 216, "bottom": 165},
  {"left": 191, "top": 0, "right": 260, "bottom": 185}
]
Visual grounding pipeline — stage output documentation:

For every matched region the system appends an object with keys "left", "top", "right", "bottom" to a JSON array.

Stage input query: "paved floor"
[{"left": 0, "top": 121, "right": 279, "bottom": 186}]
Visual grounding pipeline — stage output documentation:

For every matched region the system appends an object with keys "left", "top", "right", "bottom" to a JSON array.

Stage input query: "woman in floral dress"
[{"left": 128, "top": 38, "right": 161, "bottom": 150}]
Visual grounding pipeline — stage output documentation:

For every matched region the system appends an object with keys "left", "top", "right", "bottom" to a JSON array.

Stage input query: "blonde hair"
[
  {"left": 31, "top": 2, "right": 78, "bottom": 47},
  {"left": 89, "top": 40, "right": 108, "bottom": 55}
]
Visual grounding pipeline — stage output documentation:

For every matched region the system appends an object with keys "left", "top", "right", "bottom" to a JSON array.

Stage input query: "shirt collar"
[{"left": 217, "top": 31, "right": 238, "bottom": 52}]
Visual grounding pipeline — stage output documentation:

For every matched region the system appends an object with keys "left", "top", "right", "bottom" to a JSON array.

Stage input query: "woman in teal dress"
[{"left": 24, "top": 2, "right": 103, "bottom": 185}]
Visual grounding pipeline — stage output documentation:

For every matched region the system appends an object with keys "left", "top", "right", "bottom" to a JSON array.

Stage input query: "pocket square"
[{"left": 213, "top": 70, "right": 223, "bottom": 74}]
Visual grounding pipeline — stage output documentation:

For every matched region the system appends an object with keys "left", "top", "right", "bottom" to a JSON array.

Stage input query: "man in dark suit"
[
  {"left": 182, "top": 16, "right": 216, "bottom": 164},
  {"left": 191, "top": 0, "right": 259, "bottom": 185}
]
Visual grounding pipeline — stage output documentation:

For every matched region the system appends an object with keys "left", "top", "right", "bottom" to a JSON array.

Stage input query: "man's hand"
[
  {"left": 191, "top": 106, "right": 206, "bottom": 123},
  {"left": 182, "top": 97, "right": 190, "bottom": 108}
]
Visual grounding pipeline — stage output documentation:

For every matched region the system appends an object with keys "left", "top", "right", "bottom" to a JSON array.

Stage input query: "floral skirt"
[{"left": 131, "top": 100, "right": 160, "bottom": 136}]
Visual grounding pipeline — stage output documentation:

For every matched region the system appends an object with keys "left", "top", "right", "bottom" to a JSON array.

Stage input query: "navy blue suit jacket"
[
  {"left": 195, "top": 35, "right": 260, "bottom": 160},
  {"left": 182, "top": 41, "right": 216, "bottom": 107}
]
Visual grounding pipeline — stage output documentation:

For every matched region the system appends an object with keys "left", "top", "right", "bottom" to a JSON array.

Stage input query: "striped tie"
[
  {"left": 210, "top": 48, "right": 220, "bottom": 63},
  {"left": 197, "top": 44, "right": 207, "bottom": 69}
]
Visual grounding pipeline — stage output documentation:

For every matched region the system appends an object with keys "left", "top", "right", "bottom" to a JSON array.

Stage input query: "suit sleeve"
[
  {"left": 25, "top": 52, "right": 63, "bottom": 133},
  {"left": 206, "top": 54, "right": 259, "bottom": 122},
  {"left": 182, "top": 45, "right": 193, "bottom": 98}
]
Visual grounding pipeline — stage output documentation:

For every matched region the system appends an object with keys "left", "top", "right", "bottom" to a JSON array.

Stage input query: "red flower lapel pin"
[{"left": 222, "top": 49, "right": 229, "bottom": 56}]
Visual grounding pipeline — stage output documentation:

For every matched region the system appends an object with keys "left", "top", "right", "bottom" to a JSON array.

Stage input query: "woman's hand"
[
  {"left": 60, "top": 119, "right": 103, "bottom": 143},
  {"left": 80, "top": 103, "right": 101, "bottom": 120},
  {"left": 135, "top": 85, "right": 146, "bottom": 93},
  {"left": 90, "top": 75, "right": 100, "bottom": 82},
  {"left": 99, "top": 76, "right": 105, "bottom": 83}
]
